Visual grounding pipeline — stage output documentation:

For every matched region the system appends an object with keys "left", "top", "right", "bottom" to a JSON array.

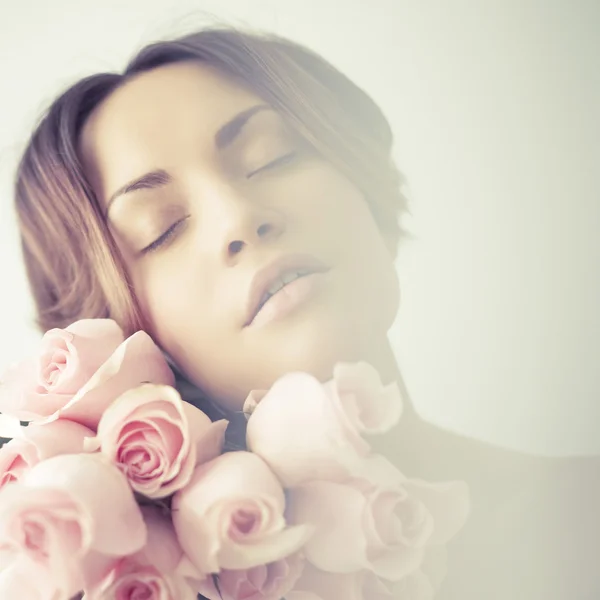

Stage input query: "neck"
[
  {"left": 366, "top": 337, "right": 450, "bottom": 477},
  {"left": 366, "top": 336, "right": 420, "bottom": 425}
]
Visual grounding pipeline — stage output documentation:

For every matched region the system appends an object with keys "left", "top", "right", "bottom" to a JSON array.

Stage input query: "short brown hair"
[{"left": 14, "top": 26, "right": 411, "bottom": 335}]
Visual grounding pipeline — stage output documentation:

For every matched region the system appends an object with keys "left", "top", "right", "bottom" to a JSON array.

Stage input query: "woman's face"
[{"left": 79, "top": 61, "right": 400, "bottom": 410}]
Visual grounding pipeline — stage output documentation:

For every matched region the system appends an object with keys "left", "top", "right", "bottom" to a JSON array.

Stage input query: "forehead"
[{"left": 78, "top": 62, "right": 264, "bottom": 200}]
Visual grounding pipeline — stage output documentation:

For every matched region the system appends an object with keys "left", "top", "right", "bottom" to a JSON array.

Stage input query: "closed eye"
[
  {"left": 138, "top": 152, "right": 297, "bottom": 254},
  {"left": 246, "top": 151, "right": 297, "bottom": 179},
  {"left": 140, "top": 216, "right": 190, "bottom": 255}
]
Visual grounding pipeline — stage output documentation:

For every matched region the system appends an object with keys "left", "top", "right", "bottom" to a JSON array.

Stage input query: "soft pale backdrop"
[{"left": 1, "top": 0, "right": 598, "bottom": 454}]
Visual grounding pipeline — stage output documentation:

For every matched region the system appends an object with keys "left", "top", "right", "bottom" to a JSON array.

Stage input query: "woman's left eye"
[{"left": 247, "top": 151, "right": 297, "bottom": 179}]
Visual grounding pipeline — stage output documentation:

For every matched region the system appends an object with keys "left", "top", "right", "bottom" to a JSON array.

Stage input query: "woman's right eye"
[{"left": 140, "top": 216, "right": 190, "bottom": 255}]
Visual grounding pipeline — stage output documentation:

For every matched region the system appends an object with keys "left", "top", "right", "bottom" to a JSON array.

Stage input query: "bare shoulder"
[
  {"left": 375, "top": 419, "right": 600, "bottom": 598},
  {"left": 447, "top": 437, "right": 600, "bottom": 598},
  {"left": 378, "top": 413, "right": 598, "bottom": 489}
]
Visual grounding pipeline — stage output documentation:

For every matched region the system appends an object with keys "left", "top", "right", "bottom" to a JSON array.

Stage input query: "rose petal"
[
  {"left": 402, "top": 479, "right": 471, "bottom": 545},
  {"left": 181, "top": 403, "right": 227, "bottom": 467},
  {"left": 0, "top": 359, "right": 51, "bottom": 421},
  {"left": 0, "top": 420, "right": 95, "bottom": 488},
  {"left": 287, "top": 480, "right": 426, "bottom": 581},
  {"left": 218, "top": 526, "right": 312, "bottom": 571},
  {"left": 136, "top": 505, "right": 184, "bottom": 573},
  {"left": 198, "top": 553, "right": 304, "bottom": 600},
  {"left": 0, "top": 485, "right": 92, "bottom": 597},
  {"left": 21, "top": 453, "right": 146, "bottom": 556},
  {"left": 84, "top": 561, "right": 199, "bottom": 600},
  {"left": 246, "top": 373, "right": 370, "bottom": 487},
  {"left": 330, "top": 362, "right": 403, "bottom": 434},
  {"left": 0, "top": 320, "right": 124, "bottom": 422},
  {"left": 175, "top": 554, "right": 205, "bottom": 581},
  {"left": 83, "top": 505, "right": 201, "bottom": 600},
  {"left": 287, "top": 481, "right": 369, "bottom": 573},
  {"left": 355, "top": 453, "right": 407, "bottom": 491},
  {"left": 93, "top": 384, "right": 217, "bottom": 498},
  {"left": 173, "top": 452, "right": 311, "bottom": 573},
  {"left": 45, "top": 320, "right": 125, "bottom": 393},
  {"left": 0, "top": 551, "right": 47, "bottom": 600},
  {"left": 41, "top": 331, "right": 174, "bottom": 430}
]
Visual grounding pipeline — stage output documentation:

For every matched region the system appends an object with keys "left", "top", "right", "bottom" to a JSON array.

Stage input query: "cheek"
[
  {"left": 132, "top": 260, "right": 222, "bottom": 361},
  {"left": 132, "top": 261, "right": 251, "bottom": 404},
  {"left": 341, "top": 207, "right": 400, "bottom": 332},
  {"left": 297, "top": 174, "right": 400, "bottom": 326}
]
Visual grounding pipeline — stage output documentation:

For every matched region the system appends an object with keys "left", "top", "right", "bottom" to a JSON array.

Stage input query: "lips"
[{"left": 244, "top": 254, "right": 329, "bottom": 327}]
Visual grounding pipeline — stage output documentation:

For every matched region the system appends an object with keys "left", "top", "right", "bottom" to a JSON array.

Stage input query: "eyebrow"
[{"left": 105, "top": 103, "right": 273, "bottom": 215}]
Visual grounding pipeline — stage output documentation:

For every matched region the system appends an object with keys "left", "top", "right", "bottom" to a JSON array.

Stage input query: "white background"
[{"left": 0, "top": 0, "right": 598, "bottom": 455}]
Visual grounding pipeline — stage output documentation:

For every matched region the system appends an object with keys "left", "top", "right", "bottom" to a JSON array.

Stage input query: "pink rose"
[
  {"left": 197, "top": 552, "right": 305, "bottom": 600},
  {"left": 286, "top": 466, "right": 469, "bottom": 581},
  {"left": 0, "top": 547, "right": 49, "bottom": 600},
  {"left": 245, "top": 363, "right": 402, "bottom": 487},
  {"left": 398, "top": 478, "right": 470, "bottom": 547},
  {"left": 83, "top": 506, "right": 202, "bottom": 600},
  {"left": 326, "top": 362, "right": 403, "bottom": 434},
  {"left": 86, "top": 383, "right": 227, "bottom": 498},
  {"left": 287, "top": 480, "right": 423, "bottom": 580},
  {"left": 290, "top": 564, "right": 394, "bottom": 600},
  {"left": 0, "top": 454, "right": 146, "bottom": 599},
  {"left": 0, "top": 419, "right": 95, "bottom": 488},
  {"left": 0, "top": 319, "right": 124, "bottom": 421},
  {"left": 42, "top": 330, "right": 175, "bottom": 430},
  {"left": 172, "top": 451, "right": 312, "bottom": 573}
]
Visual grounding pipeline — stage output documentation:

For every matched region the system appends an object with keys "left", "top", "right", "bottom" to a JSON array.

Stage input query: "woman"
[{"left": 13, "top": 27, "right": 600, "bottom": 599}]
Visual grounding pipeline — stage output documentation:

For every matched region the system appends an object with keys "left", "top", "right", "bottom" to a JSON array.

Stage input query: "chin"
[{"left": 262, "top": 307, "right": 384, "bottom": 384}]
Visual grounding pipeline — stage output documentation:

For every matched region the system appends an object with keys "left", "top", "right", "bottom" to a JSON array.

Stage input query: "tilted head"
[{"left": 15, "top": 27, "right": 411, "bottom": 410}]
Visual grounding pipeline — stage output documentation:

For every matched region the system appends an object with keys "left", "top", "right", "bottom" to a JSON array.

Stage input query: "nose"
[{"left": 202, "top": 182, "right": 286, "bottom": 265}]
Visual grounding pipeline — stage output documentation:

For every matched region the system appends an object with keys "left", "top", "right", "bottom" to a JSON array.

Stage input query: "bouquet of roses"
[{"left": 0, "top": 319, "right": 470, "bottom": 600}]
